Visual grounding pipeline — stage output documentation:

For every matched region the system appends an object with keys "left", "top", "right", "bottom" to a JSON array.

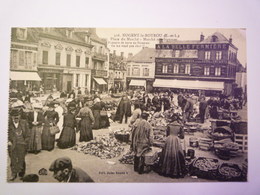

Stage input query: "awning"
[
  {"left": 93, "top": 77, "right": 107, "bottom": 85},
  {"left": 10, "top": 71, "right": 41, "bottom": 81},
  {"left": 129, "top": 79, "right": 146, "bottom": 87},
  {"left": 153, "top": 79, "right": 224, "bottom": 91}
]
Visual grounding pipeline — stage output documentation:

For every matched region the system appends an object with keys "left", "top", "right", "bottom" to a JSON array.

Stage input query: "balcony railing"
[
  {"left": 92, "top": 52, "right": 107, "bottom": 61},
  {"left": 91, "top": 69, "right": 108, "bottom": 77}
]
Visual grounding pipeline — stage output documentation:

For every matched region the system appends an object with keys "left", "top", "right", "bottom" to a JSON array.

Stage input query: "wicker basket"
[
  {"left": 114, "top": 133, "right": 130, "bottom": 143},
  {"left": 217, "top": 163, "right": 243, "bottom": 181},
  {"left": 190, "top": 157, "right": 219, "bottom": 180}
]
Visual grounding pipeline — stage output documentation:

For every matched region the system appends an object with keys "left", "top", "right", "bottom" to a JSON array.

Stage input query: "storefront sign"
[{"left": 156, "top": 43, "right": 229, "bottom": 50}]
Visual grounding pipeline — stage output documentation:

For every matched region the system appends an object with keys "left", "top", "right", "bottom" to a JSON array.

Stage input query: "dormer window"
[
  {"left": 85, "top": 36, "right": 89, "bottom": 43},
  {"left": 16, "top": 28, "right": 27, "bottom": 40},
  {"left": 212, "top": 35, "right": 218, "bottom": 42},
  {"left": 66, "top": 30, "right": 73, "bottom": 38}
]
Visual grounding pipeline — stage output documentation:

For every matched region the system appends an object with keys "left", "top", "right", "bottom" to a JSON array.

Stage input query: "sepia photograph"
[{"left": 6, "top": 27, "right": 248, "bottom": 183}]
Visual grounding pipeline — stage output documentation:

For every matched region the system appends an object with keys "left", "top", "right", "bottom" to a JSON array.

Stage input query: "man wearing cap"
[
  {"left": 8, "top": 109, "right": 30, "bottom": 181},
  {"left": 130, "top": 112, "right": 154, "bottom": 174},
  {"left": 49, "top": 157, "right": 94, "bottom": 182}
]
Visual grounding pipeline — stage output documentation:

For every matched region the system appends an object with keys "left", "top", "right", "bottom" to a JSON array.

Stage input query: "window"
[
  {"left": 132, "top": 67, "right": 140, "bottom": 76},
  {"left": 16, "top": 28, "right": 27, "bottom": 40},
  {"left": 185, "top": 64, "right": 191, "bottom": 74},
  {"left": 85, "top": 74, "right": 89, "bottom": 87},
  {"left": 94, "top": 62, "right": 97, "bottom": 69},
  {"left": 173, "top": 64, "right": 179, "bottom": 73},
  {"left": 85, "top": 57, "right": 89, "bottom": 68},
  {"left": 18, "top": 51, "right": 25, "bottom": 66},
  {"left": 11, "top": 50, "right": 18, "bottom": 68},
  {"left": 99, "top": 46, "right": 103, "bottom": 54},
  {"left": 205, "top": 51, "right": 211, "bottom": 60},
  {"left": 42, "top": 51, "right": 48, "bottom": 64},
  {"left": 162, "top": 65, "right": 168, "bottom": 73},
  {"left": 204, "top": 66, "right": 210, "bottom": 75},
  {"left": 127, "top": 67, "right": 130, "bottom": 76},
  {"left": 66, "top": 54, "right": 71, "bottom": 67},
  {"left": 56, "top": 52, "right": 61, "bottom": 65},
  {"left": 216, "top": 51, "right": 222, "bottom": 60},
  {"left": 76, "top": 74, "right": 80, "bottom": 87},
  {"left": 76, "top": 55, "right": 80, "bottom": 67},
  {"left": 215, "top": 67, "right": 221, "bottom": 76},
  {"left": 173, "top": 50, "right": 180, "bottom": 57},
  {"left": 33, "top": 53, "right": 37, "bottom": 66},
  {"left": 143, "top": 68, "right": 149, "bottom": 76},
  {"left": 25, "top": 51, "right": 32, "bottom": 67}
]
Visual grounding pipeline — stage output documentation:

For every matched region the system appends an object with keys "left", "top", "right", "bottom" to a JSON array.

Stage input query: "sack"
[
  {"left": 50, "top": 125, "right": 60, "bottom": 135},
  {"left": 100, "top": 110, "right": 107, "bottom": 116}
]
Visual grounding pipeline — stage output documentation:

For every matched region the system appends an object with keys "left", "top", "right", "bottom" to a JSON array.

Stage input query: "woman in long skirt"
[
  {"left": 92, "top": 96, "right": 102, "bottom": 129},
  {"left": 42, "top": 102, "right": 59, "bottom": 151},
  {"left": 27, "top": 103, "right": 44, "bottom": 153},
  {"left": 57, "top": 104, "right": 77, "bottom": 149},
  {"left": 159, "top": 115, "right": 186, "bottom": 178},
  {"left": 77, "top": 102, "right": 95, "bottom": 142}
]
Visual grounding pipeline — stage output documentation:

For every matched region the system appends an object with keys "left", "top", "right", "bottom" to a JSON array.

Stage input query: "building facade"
[
  {"left": 10, "top": 28, "right": 41, "bottom": 92},
  {"left": 126, "top": 47, "right": 156, "bottom": 92},
  {"left": 108, "top": 51, "right": 127, "bottom": 93},
  {"left": 154, "top": 32, "right": 240, "bottom": 95},
  {"left": 88, "top": 29, "right": 109, "bottom": 93},
  {"left": 37, "top": 28, "right": 94, "bottom": 94}
]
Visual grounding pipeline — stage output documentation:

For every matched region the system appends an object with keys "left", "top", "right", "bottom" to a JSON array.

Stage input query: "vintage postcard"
[{"left": 7, "top": 28, "right": 247, "bottom": 182}]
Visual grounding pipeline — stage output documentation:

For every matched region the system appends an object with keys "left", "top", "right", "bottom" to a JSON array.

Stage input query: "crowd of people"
[{"left": 7, "top": 87, "right": 246, "bottom": 181}]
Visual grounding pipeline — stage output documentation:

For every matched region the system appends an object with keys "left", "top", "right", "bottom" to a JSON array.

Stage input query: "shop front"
[
  {"left": 128, "top": 79, "right": 146, "bottom": 91},
  {"left": 92, "top": 77, "right": 107, "bottom": 93},
  {"left": 153, "top": 78, "right": 225, "bottom": 95},
  {"left": 38, "top": 68, "right": 63, "bottom": 93},
  {"left": 10, "top": 71, "right": 42, "bottom": 92}
]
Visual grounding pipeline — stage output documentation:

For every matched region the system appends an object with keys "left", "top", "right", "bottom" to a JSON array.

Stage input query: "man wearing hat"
[
  {"left": 8, "top": 109, "right": 30, "bottom": 181},
  {"left": 49, "top": 157, "right": 94, "bottom": 182},
  {"left": 130, "top": 112, "right": 154, "bottom": 174}
]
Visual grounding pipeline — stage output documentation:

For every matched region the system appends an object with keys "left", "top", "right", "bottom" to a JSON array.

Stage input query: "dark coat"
[
  {"left": 27, "top": 111, "right": 44, "bottom": 129},
  {"left": 115, "top": 98, "right": 131, "bottom": 120},
  {"left": 8, "top": 119, "right": 30, "bottom": 149},
  {"left": 68, "top": 167, "right": 94, "bottom": 182}
]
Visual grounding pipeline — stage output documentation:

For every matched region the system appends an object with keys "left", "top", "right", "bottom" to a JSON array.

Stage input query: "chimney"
[
  {"left": 128, "top": 53, "right": 133, "bottom": 59},
  {"left": 121, "top": 52, "right": 124, "bottom": 57},
  {"left": 159, "top": 38, "right": 163, "bottom": 44},
  {"left": 200, "top": 33, "right": 204, "bottom": 41},
  {"left": 229, "top": 35, "right": 232, "bottom": 44}
]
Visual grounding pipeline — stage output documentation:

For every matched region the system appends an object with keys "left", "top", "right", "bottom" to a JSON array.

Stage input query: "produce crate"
[
  {"left": 198, "top": 138, "right": 213, "bottom": 151},
  {"left": 217, "top": 163, "right": 243, "bottom": 181},
  {"left": 234, "top": 134, "right": 248, "bottom": 153}
]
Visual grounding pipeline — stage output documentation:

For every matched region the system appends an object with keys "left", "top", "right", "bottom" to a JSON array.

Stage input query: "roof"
[
  {"left": 202, "top": 32, "right": 229, "bottom": 43},
  {"left": 128, "top": 47, "right": 156, "bottom": 63},
  {"left": 159, "top": 32, "right": 237, "bottom": 49},
  {"left": 11, "top": 28, "right": 41, "bottom": 44}
]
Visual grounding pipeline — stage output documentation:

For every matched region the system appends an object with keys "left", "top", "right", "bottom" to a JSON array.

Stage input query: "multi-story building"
[
  {"left": 37, "top": 28, "right": 93, "bottom": 94},
  {"left": 154, "top": 32, "right": 240, "bottom": 95},
  {"left": 108, "top": 51, "right": 127, "bottom": 93},
  {"left": 88, "top": 29, "right": 109, "bottom": 93},
  {"left": 10, "top": 28, "right": 41, "bottom": 92},
  {"left": 126, "top": 47, "right": 156, "bottom": 92}
]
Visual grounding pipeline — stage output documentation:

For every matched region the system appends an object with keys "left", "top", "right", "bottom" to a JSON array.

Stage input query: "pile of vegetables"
[{"left": 71, "top": 136, "right": 125, "bottom": 159}]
